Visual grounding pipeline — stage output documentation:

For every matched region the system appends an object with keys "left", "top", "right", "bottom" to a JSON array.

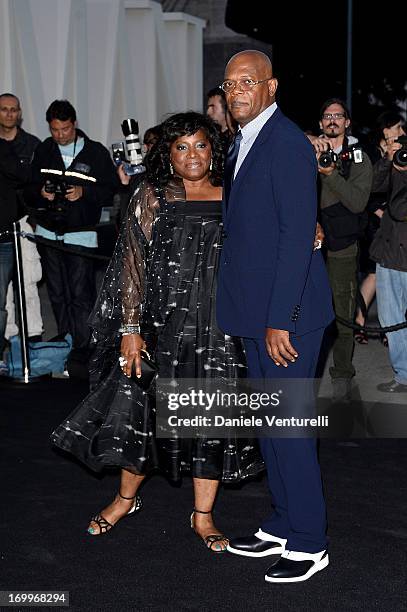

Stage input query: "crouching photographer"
[
  {"left": 308, "top": 98, "right": 373, "bottom": 402},
  {"left": 24, "top": 100, "right": 118, "bottom": 377}
]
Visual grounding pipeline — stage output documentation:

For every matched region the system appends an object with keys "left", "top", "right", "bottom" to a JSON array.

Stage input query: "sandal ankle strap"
[
  {"left": 118, "top": 491, "right": 137, "bottom": 500},
  {"left": 193, "top": 508, "right": 213, "bottom": 515}
]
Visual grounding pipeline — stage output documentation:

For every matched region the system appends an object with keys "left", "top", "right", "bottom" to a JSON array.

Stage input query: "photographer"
[
  {"left": 369, "top": 122, "right": 407, "bottom": 393},
  {"left": 114, "top": 124, "right": 162, "bottom": 227},
  {"left": 308, "top": 98, "right": 372, "bottom": 402},
  {"left": 24, "top": 100, "right": 117, "bottom": 377}
]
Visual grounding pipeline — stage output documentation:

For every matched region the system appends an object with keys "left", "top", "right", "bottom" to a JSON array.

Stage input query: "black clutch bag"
[{"left": 130, "top": 350, "right": 158, "bottom": 391}]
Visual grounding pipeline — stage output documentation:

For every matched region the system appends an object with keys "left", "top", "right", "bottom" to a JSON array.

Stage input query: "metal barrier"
[{"left": 0, "top": 228, "right": 406, "bottom": 383}]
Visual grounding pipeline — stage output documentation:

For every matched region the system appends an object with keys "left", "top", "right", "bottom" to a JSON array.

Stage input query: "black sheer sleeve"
[{"left": 88, "top": 180, "right": 159, "bottom": 335}]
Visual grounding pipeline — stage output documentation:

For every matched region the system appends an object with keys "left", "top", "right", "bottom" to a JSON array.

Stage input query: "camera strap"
[
  {"left": 68, "top": 133, "right": 78, "bottom": 168},
  {"left": 338, "top": 135, "right": 352, "bottom": 179}
]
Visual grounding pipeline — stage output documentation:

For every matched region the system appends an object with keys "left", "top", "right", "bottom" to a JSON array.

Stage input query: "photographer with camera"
[
  {"left": 24, "top": 100, "right": 117, "bottom": 377},
  {"left": 113, "top": 123, "right": 162, "bottom": 227},
  {"left": 308, "top": 98, "right": 372, "bottom": 402},
  {"left": 369, "top": 116, "right": 407, "bottom": 393}
]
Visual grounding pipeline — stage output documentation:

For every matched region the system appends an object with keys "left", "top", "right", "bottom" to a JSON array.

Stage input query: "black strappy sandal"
[
  {"left": 87, "top": 491, "right": 142, "bottom": 536},
  {"left": 190, "top": 508, "right": 229, "bottom": 553}
]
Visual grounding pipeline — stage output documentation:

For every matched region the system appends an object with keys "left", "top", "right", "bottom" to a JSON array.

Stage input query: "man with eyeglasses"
[
  {"left": 216, "top": 50, "right": 334, "bottom": 582},
  {"left": 308, "top": 98, "right": 372, "bottom": 403}
]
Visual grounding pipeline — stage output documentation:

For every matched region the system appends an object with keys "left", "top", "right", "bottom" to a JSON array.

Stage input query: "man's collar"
[
  {"left": 240, "top": 102, "right": 278, "bottom": 142},
  {"left": 332, "top": 134, "right": 358, "bottom": 154}
]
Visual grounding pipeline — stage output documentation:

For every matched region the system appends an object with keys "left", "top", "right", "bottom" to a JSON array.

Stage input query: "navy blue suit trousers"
[{"left": 243, "top": 329, "right": 327, "bottom": 553}]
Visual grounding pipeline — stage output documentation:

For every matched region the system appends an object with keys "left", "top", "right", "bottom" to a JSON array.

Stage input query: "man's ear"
[
  {"left": 345, "top": 119, "right": 350, "bottom": 130},
  {"left": 319, "top": 121, "right": 323, "bottom": 131},
  {"left": 268, "top": 78, "right": 278, "bottom": 98}
]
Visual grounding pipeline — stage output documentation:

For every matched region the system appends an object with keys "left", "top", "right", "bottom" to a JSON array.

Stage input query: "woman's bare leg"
[
  {"left": 191, "top": 477, "right": 228, "bottom": 551},
  {"left": 87, "top": 469, "right": 145, "bottom": 535},
  {"left": 355, "top": 273, "right": 376, "bottom": 325}
]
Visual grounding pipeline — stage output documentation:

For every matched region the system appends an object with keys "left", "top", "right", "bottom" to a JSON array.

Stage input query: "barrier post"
[{"left": 12, "top": 221, "right": 31, "bottom": 383}]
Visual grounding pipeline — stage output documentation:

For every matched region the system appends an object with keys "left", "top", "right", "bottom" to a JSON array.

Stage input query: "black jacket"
[
  {"left": 10, "top": 128, "right": 40, "bottom": 174},
  {"left": 370, "top": 159, "right": 407, "bottom": 271},
  {"left": 0, "top": 137, "right": 33, "bottom": 241},
  {"left": 24, "top": 129, "right": 118, "bottom": 233}
]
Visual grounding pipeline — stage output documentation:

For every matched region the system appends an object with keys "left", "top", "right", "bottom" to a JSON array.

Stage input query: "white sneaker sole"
[
  {"left": 227, "top": 544, "right": 285, "bottom": 557},
  {"left": 264, "top": 554, "right": 329, "bottom": 583}
]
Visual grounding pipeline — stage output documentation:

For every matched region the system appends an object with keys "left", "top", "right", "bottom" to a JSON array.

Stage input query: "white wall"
[{"left": 0, "top": 0, "right": 205, "bottom": 145}]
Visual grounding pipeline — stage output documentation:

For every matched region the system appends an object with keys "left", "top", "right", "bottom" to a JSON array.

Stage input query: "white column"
[{"left": 0, "top": 0, "right": 205, "bottom": 144}]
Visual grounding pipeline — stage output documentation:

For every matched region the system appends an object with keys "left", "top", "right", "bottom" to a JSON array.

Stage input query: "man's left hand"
[
  {"left": 314, "top": 222, "right": 324, "bottom": 250},
  {"left": 265, "top": 328, "right": 298, "bottom": 367},
  {"left": 65, "top": 185, "right": 83, "bottom": 201}
]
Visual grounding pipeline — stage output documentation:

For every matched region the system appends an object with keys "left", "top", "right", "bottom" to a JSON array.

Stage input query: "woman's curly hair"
[{"left": 145, "top": 111, "right": 224, "bottom": 188}]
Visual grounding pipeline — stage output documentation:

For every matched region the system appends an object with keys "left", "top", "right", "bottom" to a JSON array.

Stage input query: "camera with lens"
[
  {"left": 318, "top": 149, "right": 338, "bottom": 168},
  {"left": 393, "top": 135, "right": 407, "bottom": 167},
  {"left": 111, "top": 118, "right": 146, "bottom": 176},
  {"left": 318, "top": 146, "right": 363, "bottom": 169},
  {"left": 44, "top": 178, "right": 70, "bottom": 199},
  {"left": 41, "top": 178, "right": 72, "bottom": 218}
]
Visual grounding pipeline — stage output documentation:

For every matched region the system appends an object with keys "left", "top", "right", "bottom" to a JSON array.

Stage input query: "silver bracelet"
[{"left": 119, "top": 324, "right": 141, "bottom": 335}]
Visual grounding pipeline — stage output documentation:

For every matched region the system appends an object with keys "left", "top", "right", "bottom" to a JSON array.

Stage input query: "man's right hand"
[
  {"left": 120, "top": 333, "right": 147, "bottom": 378},
  {"left": 386, "top": 140, "right": 402, "bottom": 163},
  {"left": 308, "top": 135, "right": 330, "bottom": 154},
  {"left": 41, "top": 186, "right": 55, "bottom": 201},
  {"left": 309, "top": 136, "right": 336, "bottom": 175}
]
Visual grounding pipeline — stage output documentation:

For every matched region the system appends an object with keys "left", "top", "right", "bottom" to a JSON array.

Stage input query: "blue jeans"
[
  {"left": 376, "top": 264, "right": 407, "bottom": 385},
  {"left": 0, "top": 242, "right": 14, "bottom": 356}
]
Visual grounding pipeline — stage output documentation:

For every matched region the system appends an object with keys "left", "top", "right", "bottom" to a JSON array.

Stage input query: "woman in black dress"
[{"left": 52, "top": 112, "right": 263, "bottom": 551}]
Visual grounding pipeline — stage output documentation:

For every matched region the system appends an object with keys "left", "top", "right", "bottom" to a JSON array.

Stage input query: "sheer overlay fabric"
[{"left": 52, "top": 178, "right": 264, "bottom": 482}]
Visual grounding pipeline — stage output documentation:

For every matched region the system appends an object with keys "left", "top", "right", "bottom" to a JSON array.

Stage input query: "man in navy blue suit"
[{"left": 216, "top": 50, "right": 335, "bottom": 582}]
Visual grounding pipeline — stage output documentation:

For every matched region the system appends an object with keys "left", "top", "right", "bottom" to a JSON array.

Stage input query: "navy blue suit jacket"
[{"left": 216, "top": 108, "right": 334, "bottom": 339}]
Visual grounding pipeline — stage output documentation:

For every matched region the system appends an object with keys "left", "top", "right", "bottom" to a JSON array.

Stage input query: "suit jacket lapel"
[{"left": 225, "top": 108, "right": 283, "bottom": 224}]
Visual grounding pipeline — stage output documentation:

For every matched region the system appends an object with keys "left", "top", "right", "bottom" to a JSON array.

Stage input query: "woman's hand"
[{"left": 120, "top": 333, "right": 147, "bottom": 378}]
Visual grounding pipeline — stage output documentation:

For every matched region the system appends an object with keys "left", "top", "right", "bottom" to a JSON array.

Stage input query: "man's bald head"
[
  {"left": 223, "top": 50, "right": 277, "bottom": 127},
  {"left": 226, "top": 50, "right": 273, "bottom": 78}
]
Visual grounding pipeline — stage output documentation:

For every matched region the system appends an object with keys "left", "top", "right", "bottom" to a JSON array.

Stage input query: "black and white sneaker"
[
  {"left": 265, "top": 549, "right": 329, "bottom": 583},
  {"left": 227, "top": 529, "right": 287, "bottom": 557}
]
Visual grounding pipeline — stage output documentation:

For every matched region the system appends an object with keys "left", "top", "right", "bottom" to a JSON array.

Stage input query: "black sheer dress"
[{"left": 51, "top": 178, "right": 264, "bottom": 482}]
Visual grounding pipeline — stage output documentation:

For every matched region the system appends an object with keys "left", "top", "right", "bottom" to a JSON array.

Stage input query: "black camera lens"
[
  {"left": 318, "top": 150, "right": 335, "bottom": 168},
  {"left": 44, "top": 180, "right": 56, "bottom": 194},
  {"left": 394, "top": 137, "right": 407, "bottom": 167}
]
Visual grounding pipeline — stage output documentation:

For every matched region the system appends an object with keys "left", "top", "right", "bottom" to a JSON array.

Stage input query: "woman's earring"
[
  {"left": 209, "top": 158, "right": 213, "bottom": 172},
  {"left": 170, "top": 162, "right": 174, "bottom": 175}
]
